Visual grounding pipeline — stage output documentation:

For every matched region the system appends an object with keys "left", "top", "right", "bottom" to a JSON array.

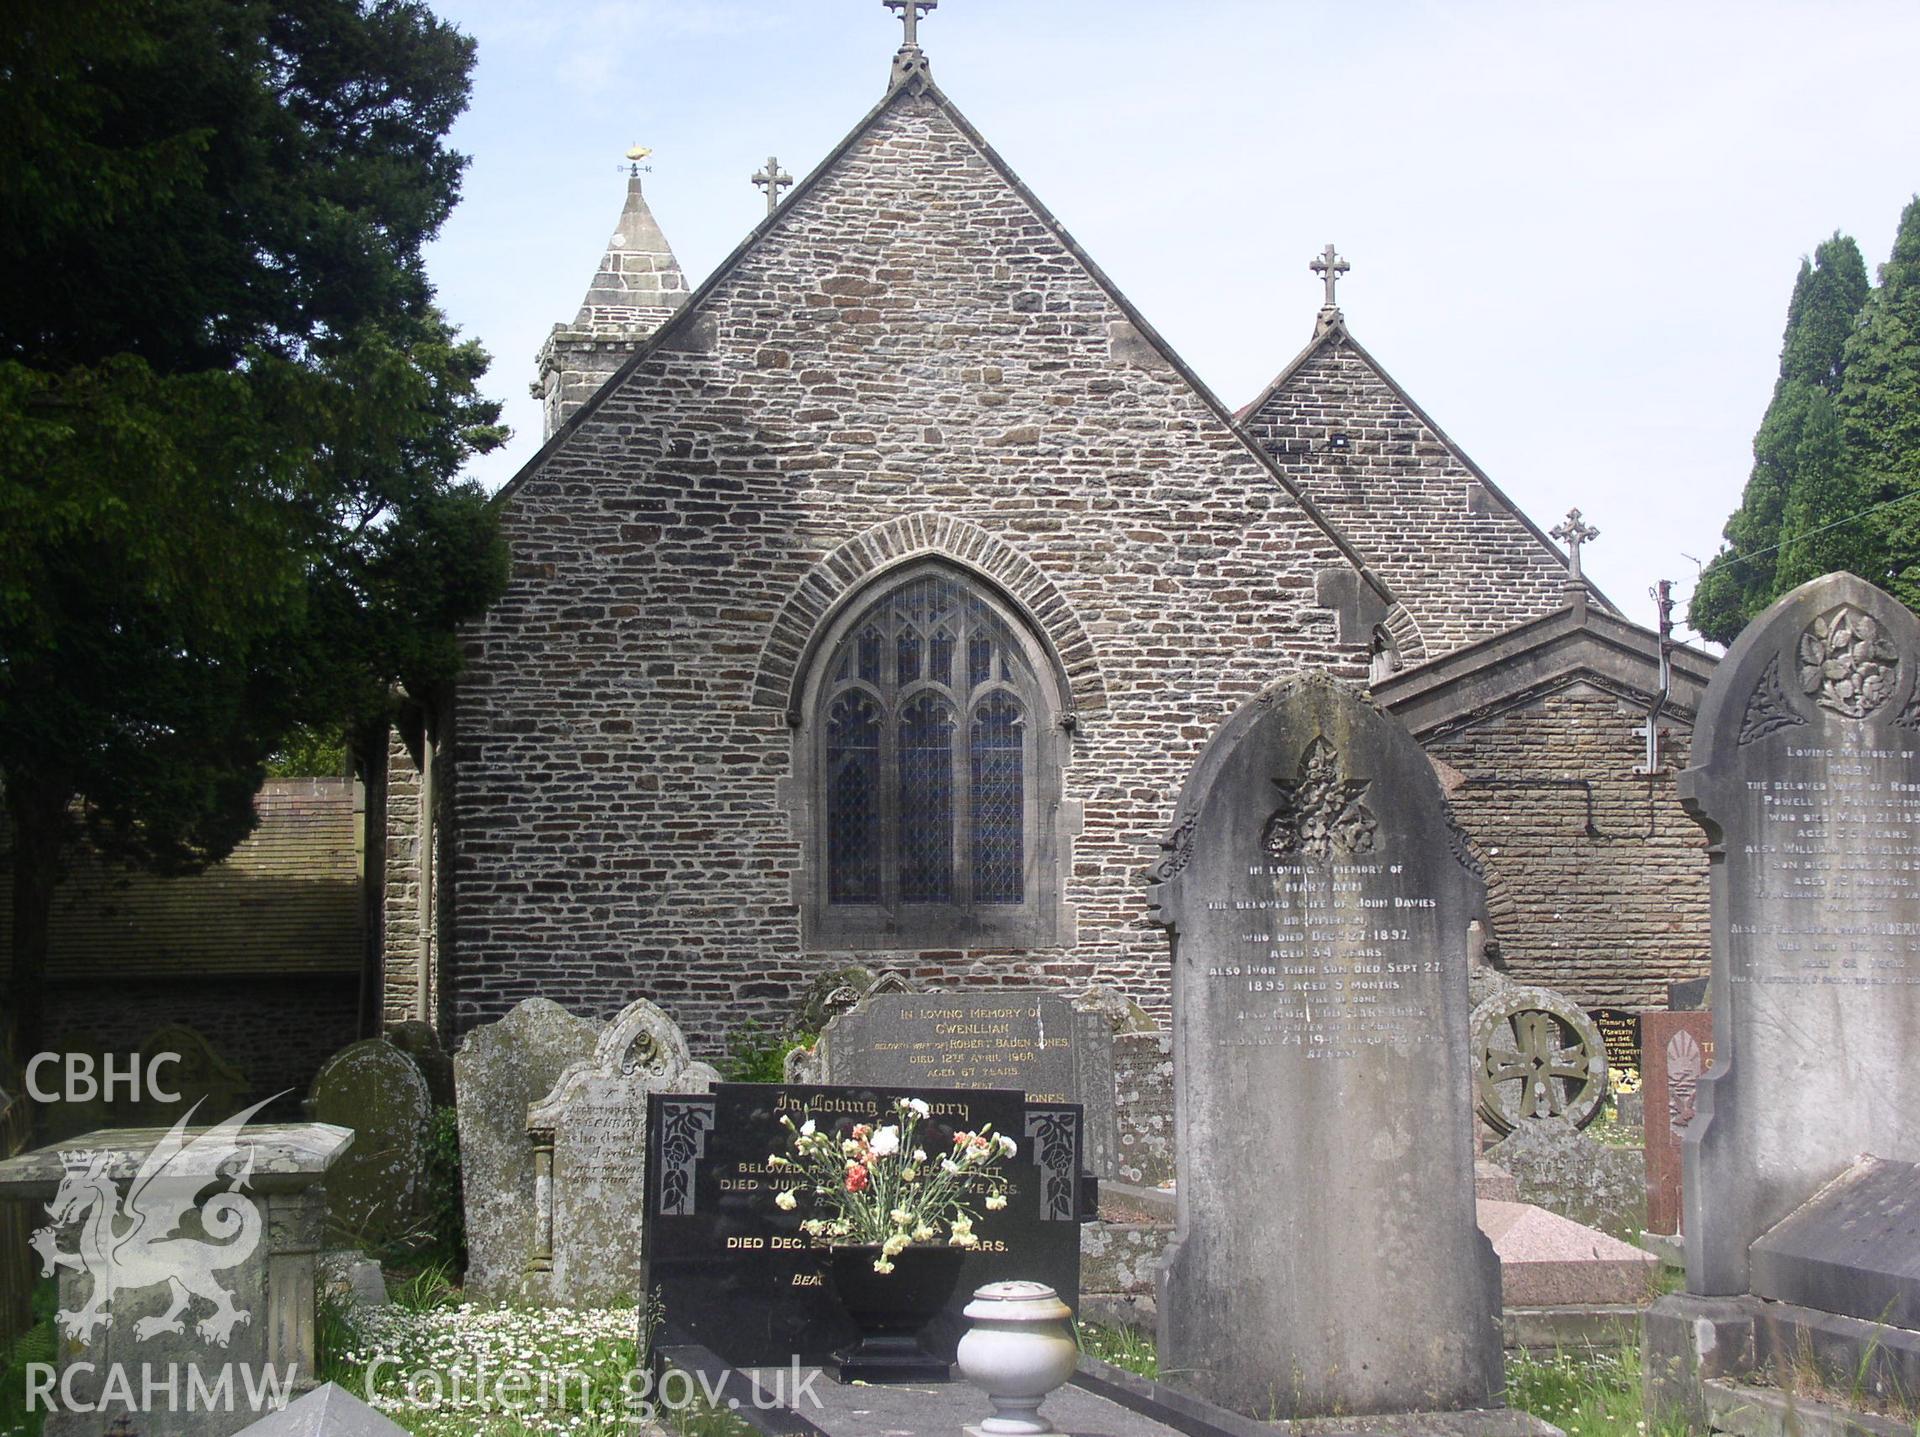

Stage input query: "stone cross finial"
[
  {"left": 1552, "top": 509, "right": 1600, "bottom": 581},
  {"left": 885, "top": 0, "right": 936, "bottom": 48},
  {"left": 1310, "top": 244, "right": 1350, "bottom": 310},
  {"left": 753, "top": 157, "right": 793, "bottom": 217}
]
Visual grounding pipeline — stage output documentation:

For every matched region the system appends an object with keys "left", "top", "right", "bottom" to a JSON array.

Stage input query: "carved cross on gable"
[
  {"left": 1551, "top": 508, "right": 1600, "bottom": 582},
  {"left": 1310, "top": 244, "right": 1350, "bottom": 309},
  {"left": 884, "top": 0, "right": 936, "bottom": 48},
  {"left": 752, "top": 157, "right": 793, "bottom": 217}
]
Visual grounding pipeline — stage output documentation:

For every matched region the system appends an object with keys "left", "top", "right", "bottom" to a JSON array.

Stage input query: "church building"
[{"left": 377, "top": 19, "right": 1715, "bottom": 1052}]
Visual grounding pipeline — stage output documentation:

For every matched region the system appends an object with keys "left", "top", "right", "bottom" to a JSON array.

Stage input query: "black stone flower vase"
[{"left": 827, "top": 1243, "right": 966, "bottom": 1383}]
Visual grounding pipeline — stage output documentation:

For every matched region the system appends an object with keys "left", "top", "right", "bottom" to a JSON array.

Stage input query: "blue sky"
[{"left": 422, "top": 0, "right": 1920, "bottom": 644}]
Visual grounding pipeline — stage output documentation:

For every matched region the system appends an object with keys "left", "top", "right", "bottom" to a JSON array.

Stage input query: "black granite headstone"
[
  {"left": 642, "top": 1083, "right": 1085, "bottom": 1368},
  {"left": 1588, "top": 1007, "right": 1643, "bottom": 1083}
]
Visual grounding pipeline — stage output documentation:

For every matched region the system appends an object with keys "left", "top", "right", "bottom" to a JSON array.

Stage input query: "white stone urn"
[{"left": 955, "top": 1280, "right": 1078, "bottom": 1436}]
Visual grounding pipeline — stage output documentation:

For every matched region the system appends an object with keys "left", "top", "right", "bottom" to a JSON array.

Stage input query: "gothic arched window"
[{"left": 808, "top": 567, "right": 1064, "bottom": 947}]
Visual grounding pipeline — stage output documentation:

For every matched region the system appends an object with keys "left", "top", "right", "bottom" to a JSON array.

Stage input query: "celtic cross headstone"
[
  {"left": 1149, "top": 675, "right": 1503, "bottom": 1420},
  {"left": 1678, "top": 572, "right": 1920, "bottom": 1295}
]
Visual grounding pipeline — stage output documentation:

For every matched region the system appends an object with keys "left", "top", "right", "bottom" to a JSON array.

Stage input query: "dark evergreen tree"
[
  {"left": 1840, "top": 196, "right": 1920, "bottom": 610},
  {"left": 0, "top": 0, "right": 508, "bottom": 1059},
  {"left": 1690, "top": 234, "right": 1870, "bottom": 642}
]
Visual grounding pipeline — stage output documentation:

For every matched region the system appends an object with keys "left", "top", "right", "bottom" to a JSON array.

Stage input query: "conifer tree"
[
  {"left": 1839, "top": 196, "right": 1920, "bottom": 610},
  {"left": 1690, "top": 235, "right": 1870, "bottom": 642}
]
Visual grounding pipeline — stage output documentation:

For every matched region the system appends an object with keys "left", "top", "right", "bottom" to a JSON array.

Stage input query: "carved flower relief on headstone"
[
  {"left": 1666, "top": 1029, "right": 1705, "bottom": 1132},
  {"left": 1797, "top": 605, "right": 1899, "bottom": 718},
  {"left": 1743, "top": 604, "right": 1904, "bottom": 743},
  {"left": 1471, "top": 986, "right": 1610, "bottom": 1137},
  {"left": 1263, "top": 737, "right": 1378, "bottom": 859}
]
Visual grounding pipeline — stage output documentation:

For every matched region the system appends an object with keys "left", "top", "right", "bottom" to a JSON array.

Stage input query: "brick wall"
[
  {"left": 1240, "top": 332, "right": 1586, "bottom": 663},
  {"left": 1430, "top": 684, "right": 1710, "bottom": 1006},
  {"left": 445, "top": 85, "right": 1385, "bottom": 1049}
]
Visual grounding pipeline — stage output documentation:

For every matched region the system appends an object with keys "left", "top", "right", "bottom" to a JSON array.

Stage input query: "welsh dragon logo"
[{"left": 29, "top": 1095, "right": 280, "bottom": 1346}]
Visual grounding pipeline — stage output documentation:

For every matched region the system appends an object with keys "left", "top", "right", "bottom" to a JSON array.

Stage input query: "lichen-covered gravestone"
[
  {"left": 1150, "top": 675, "right": 1504, "bottom": 1420},
  {"left": 454, "top": 999, "right": 602, "bottom": 1297},
  {"left": 1678, "top": 573, "right": 1920, "bottom": 1294},
  {"left": 523, "top": 1000, "right": 718, "bottom": 1305},
  {"left": 307, "top": 1039, "right": 432, "bottom": 1247}
]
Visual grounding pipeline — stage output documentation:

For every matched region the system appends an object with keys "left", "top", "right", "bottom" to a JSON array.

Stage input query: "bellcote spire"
[{"left": 573, "top": 147, "right": 690, "bottom": 333}]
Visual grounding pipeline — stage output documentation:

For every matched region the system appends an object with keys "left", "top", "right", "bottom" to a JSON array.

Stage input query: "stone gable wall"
[
  {"left": 444, "top": 90, "right": 1370, "bottom": 1047},
  {"left": 1429, "top": 683, "right": 1710, "bottom": 1007},
  {"left": 1241, "top": 340, "right": 1577, "bottom": 662}
]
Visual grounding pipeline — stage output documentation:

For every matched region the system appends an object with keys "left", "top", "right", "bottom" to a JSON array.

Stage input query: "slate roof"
[{"left": 0, "top": 779, "right": 364, "bottom": 981}]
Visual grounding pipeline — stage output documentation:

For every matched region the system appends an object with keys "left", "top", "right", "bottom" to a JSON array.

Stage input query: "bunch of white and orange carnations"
[{"left": 769, "top": 1096, "right": 1017, "bottom": 1272}]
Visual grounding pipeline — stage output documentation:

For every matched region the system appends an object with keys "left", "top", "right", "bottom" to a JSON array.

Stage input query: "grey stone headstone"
[
  {"left": 454, "top": 998, "right": 602, "bottom": 1297},
  {"left": 384, "top": 1021, "right": 456, "bottom": 1108},
  {"left": 233, "top": 1381, "right": 408, "bottom": 1435},
  {"left": 813, "top": 989, "right": 1118, "bottom": 1177},
  {"left": 1679, "top": 574, "right": 1920, "bottom": 1295},
  {"left": 1749, "top": 1156, "right": 1919, "bottom": 1327},
  {"left": 1150, "top": 675, "right": 1503, "bottom": 1420},
  {"left": 523, "top": 998, "right": 715, "bottom": 1305},
  {"left": 307, "top": 1040, "right": 433, "bottom": 1248}
]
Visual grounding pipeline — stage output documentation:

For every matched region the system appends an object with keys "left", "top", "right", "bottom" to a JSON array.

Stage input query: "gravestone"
[
  {"left": 642, "top": 1082, "right": 1086, "bottom": 1367},
  {"left": 1639, "top": 1010, "right": 1714, "bottom": 1236},
  {"left": 307, "top": 1039, "right": 433, "bottom": 1247},
  {"left": 1471, "top": 985, "right": 1610, "bottom": 1136},
  {"left": 454, "top": 998, "right": 601, "bottom": 1298},
  {"left": 384, "top": 1021, "right": 456, "bottom": 1108},
  {"left": 522, "top": 999, "right": 718, "bottom": 1305},
  {"left": 0, "top": 1110, "right": 351, "bottom": 1437},
  {"left": 1677, "top": 573, "right": 1920, "bottom": 1294},
  {"left": 1588, "top": 1008, "right": 1643, "bottom": 1085},
  {"left": 1149, "top": 675, "right": 1503, "bottom": 1420},
  {"left": 808, "top": 989, "right": 1117, "bottom": 1176},
  {"left": 232, "top": 1381, "right": 408, "bottom": 1435}
]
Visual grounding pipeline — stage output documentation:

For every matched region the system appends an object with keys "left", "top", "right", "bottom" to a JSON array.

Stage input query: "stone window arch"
[{"left": 800, "top": 561, "right": 1069, "bottom": 949}]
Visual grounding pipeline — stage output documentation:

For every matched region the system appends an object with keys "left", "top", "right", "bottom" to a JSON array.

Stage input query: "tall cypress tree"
[
  {"left": 1840, "top": 196, "right": 1920, "bottom": 610},
  {"left": 1691, "top": 235, "right": 1871, "bottom": 642}
]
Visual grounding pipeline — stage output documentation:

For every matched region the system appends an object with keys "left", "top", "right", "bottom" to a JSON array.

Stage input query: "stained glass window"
[
  {"left": 897, "top": 694, "right": 955, "bottom": 903},
  {"left": 817, "top": 570, "right": 1049, "bottom": 922},
  {"left": 970, "top": 693, "right": 1025, "bottom": 903},
  {"left": 826, "top": 694, "right": 881, "bottom": 903}
]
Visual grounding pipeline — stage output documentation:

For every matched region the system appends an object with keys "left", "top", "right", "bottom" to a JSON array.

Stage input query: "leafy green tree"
[
  {"left": 1690, "top": 234, "right": 1871, "bottom": 642},
  {"left": 1841, "top": 196, "right": 1920, "bottom": 610},
  {"left": 0, "top": 0, "right": 508, "bottom": 1058}
]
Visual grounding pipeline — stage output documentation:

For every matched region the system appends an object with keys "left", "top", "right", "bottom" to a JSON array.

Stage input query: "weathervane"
[
  {"left": 623, "top": 143, "right": 654, "bottom": 181},
  {"left": 753, "top": 156, "right": 794, "bottom": 217}
]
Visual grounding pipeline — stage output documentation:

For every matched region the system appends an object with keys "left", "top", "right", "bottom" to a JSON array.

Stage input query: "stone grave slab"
[
  {"left": 1639, "top": 1010, "right": 1714, "bottom": 1236},
  {"left": 0, "top": 1112, "right": 351, "bottom": 1437},
  {"left": 522, "top": 998, "right": 717, "bottom": 1305},
  {"left": 809, "top": 989, "right": 1118, "bottom": 1177},
  {"left": 306, "top": 1039, "right": 432, "bottom": 1247},
  {"left": 454, "top": 998, "right": 602, "bottom": 1297},
  {"left": 1677, "top": 573, "right": 1920, "bottom": 1295},
  {"left": 642, "top": 1082, "right": 1086, "bottom": 1368},
  {"left": 1750, "top": 1156, "right": 1920, "bottom": 1328},
  {"left": 1148, "top": 674, "right": 1504, "bottom": 1420},
  {"left": 1477, "top": 1199, "right": 1660, "bottom": 1306}
]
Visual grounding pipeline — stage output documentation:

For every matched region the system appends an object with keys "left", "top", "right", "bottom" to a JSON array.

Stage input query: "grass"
[
  {"left": 1085, "top": 1325, "right": 1700, "bottom": 1437},
  {"left": 0, "top": 1280, "right": 55, "bottom": 1437},
  {"left": 1505, "top": 1345, "right": 1695, "bottom": 1437}
]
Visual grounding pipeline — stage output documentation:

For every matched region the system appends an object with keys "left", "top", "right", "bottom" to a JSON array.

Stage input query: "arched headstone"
[
  {"left": 308, "top": 1039, "right": 433, "bottom": 1247},
  {"left": 523, "top": 999, "right": 715, "bottom": 1304},
  {"left": 1677, "top": 573, "right": 1920, "bottom": 1294},
  {"left": 1149, "top": 675, "right": 1503, "bottom": 1420}
]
